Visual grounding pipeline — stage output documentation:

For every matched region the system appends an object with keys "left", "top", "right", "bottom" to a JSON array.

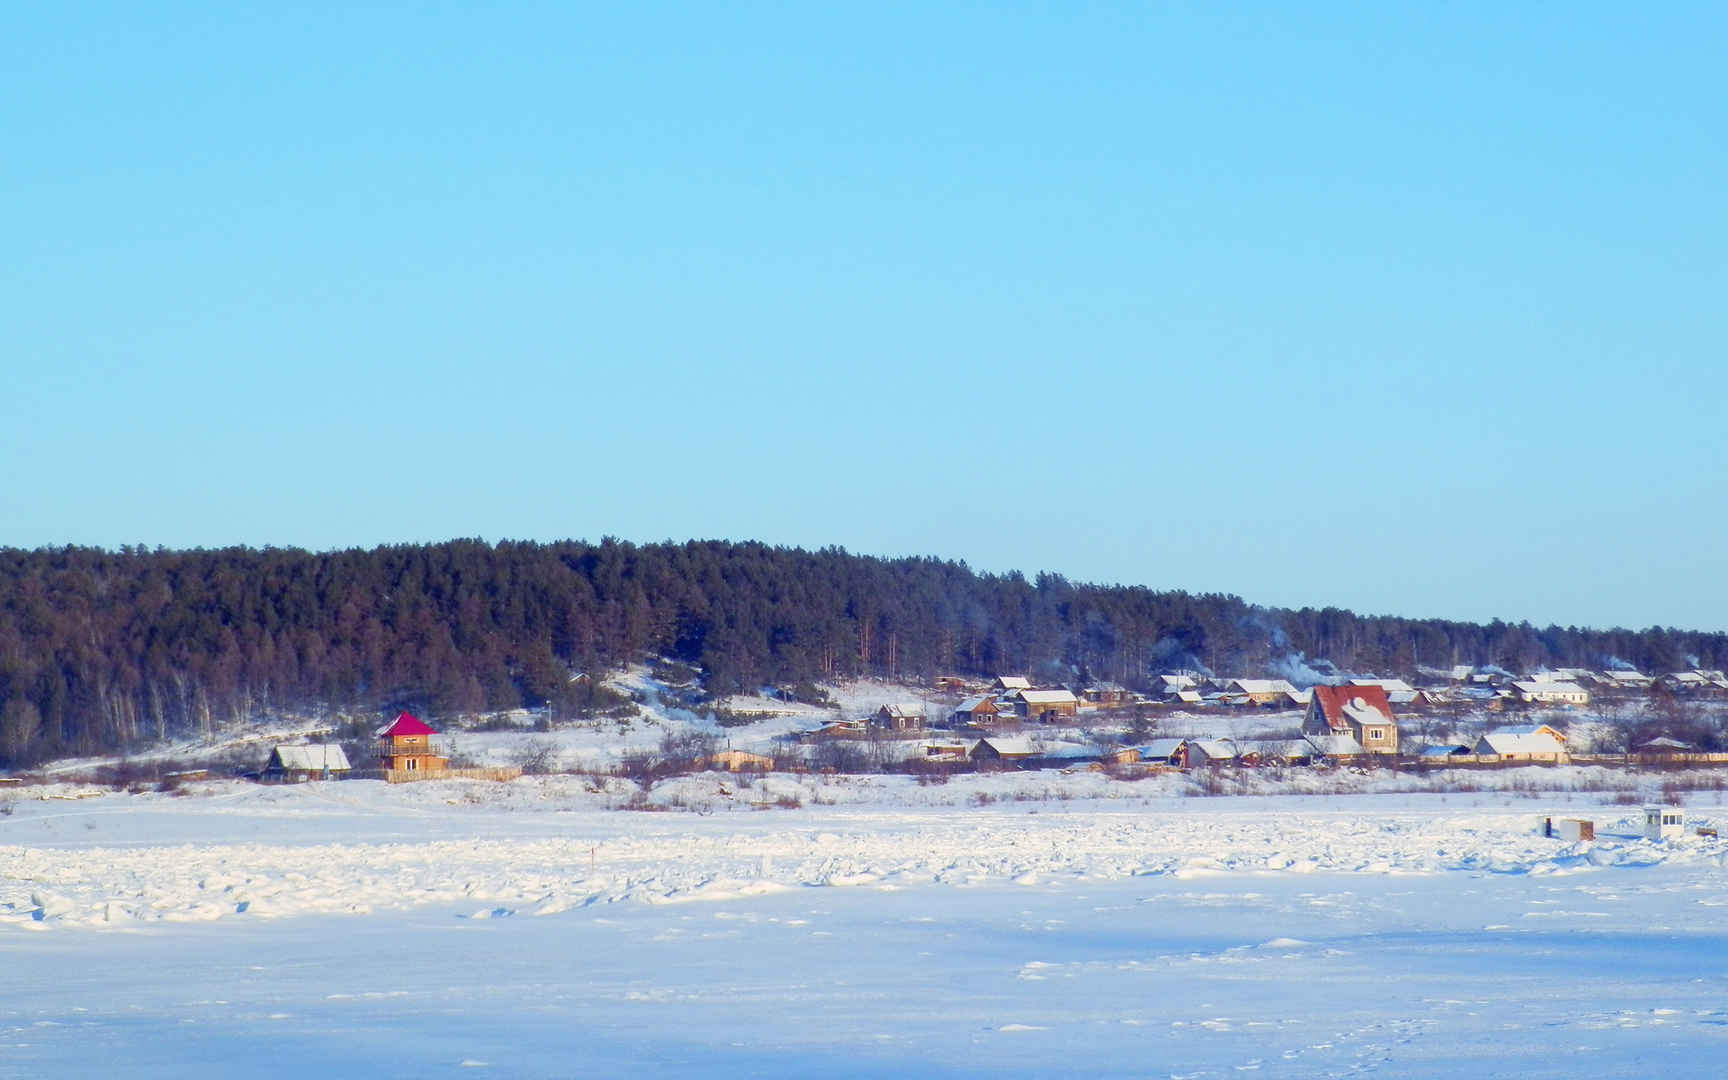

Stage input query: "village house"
[
  {"left": 378, "top": 712, "right": 449, "bottom": 775},
  {"left": 1304, "top": 732, "right": 1367, "bottom": 761},
  {"left": 1013, "top": 689, "right": 1079, "bottom": 722},
  {"left": 262, "top": 744, "right": 352, "bottom": 782},
  {"left": 1475, "top": 724, "right": 1568, "bottom": 763},
  {"left": 1074, "top": 682, "right": 1131, "bottom": 706},
  {"left": 1303, "top": 685, "right": 1400, "bottom": 755},
  {"left": 1228, "top": 678, "right": 1299, "bottom": 706},
  {"left": 992, "top": 675, "right": 1032, "bottom": 692},
  {"left": 1511, "top": 680, "right": 1590, "bottom": 706},
  {"left": 1136, "top": 738, "right": 1192, "bottom": 768},
  {"left": 950, "top": 695, "right": 1002, "bottom": 728},
  {"left": 1157, "top": 673, "right": 1199, "bottom": 695},
  {"left": 970, "top": 736, "right": 1038, "bottom": 767},
  {"left": 1185, "top": 738, "right": 1239, "bottom": 767},
  {"left": 1600, "top": 670, "right": 1654, "bottom": 691},
  {"left": 871, "top": 703, "right": 927, "bottom": 732}
]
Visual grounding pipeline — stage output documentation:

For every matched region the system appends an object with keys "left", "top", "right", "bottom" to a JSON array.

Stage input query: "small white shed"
[{"left": 1643, "top": 805, "right": 1685, "bottom": 841}]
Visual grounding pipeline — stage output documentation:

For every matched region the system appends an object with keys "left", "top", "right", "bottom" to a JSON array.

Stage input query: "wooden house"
[
  {"left": 872, "top": 703, "right": 927, "bottom": 732},
  {"left": 1303, "top": 685, "right": 1400, "bottom": 755},
  {"left": 993, "top": 675, "right": 1032, "bottom": 692},
  {"left": 950, "top": 695, "right": 1002, "bottom": 728},
  {"left": 970, "top": 736, "right": 1038, "bottom": 767},
  {"left": 263, "top": 744, "right": 352, "bottom": 782},
  {"left": 1136, "top": 738, "right": 1192, "bottom": 768},
  {"left": 377, "top": 712, "right": 449, "bottom": 774},
  {"left": 1013, "top": 689, "right": 1079, "bottom": 722}
]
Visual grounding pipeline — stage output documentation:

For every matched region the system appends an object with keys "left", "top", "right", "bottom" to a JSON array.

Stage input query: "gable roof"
[
  {"left": 877, "top": 703, "right": 927, "bottom": 718},
  {"left": 1494, "top": 722, "right": 1567, "bottom": 742},
  {"left": 993, "top": 676, "right": 1032, "bottom": 690},
  {"left": 1349, "top": 678, "right": 1414, "bottom": 694},
  {"left": 1018, "top": 689, "right": 1078, "bottom": 705},
  {"left": 953, "top": 696, "right": 997, "bottom": 713},
  {"left": 1229, "top": 678, "right": 1297, "bottom": 695},
  {"left": 269, "top": 744, "right": 352, "bottom": 771},
  {"left": 974, "top": 736, "right": 1037, "bottom": 757},
  {"left": 378, "top": 711, "right": 437, "bottom": 737},
  {"left": 1309, "top": 685, "right": 1396, "bottom": 730},
  {"left": 1476, "top": 729, "right": 1566, "bottom": 755}
]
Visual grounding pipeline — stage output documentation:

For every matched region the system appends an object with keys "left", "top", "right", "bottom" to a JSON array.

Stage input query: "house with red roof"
[
  {"left": 1302, "top": 685, "right": 1400, "bottom": 755},
  {"left": 377, "top": 712, "right": 449, "bottom": 775}
]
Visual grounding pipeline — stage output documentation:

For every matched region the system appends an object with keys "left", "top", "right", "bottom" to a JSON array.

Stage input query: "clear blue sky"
[{"left": 7, "top": 2, "right": 1725, "bottom": 632}]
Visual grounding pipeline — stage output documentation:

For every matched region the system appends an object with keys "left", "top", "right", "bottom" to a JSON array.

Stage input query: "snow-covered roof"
[
  {"left": 877, "top": 703, "right": 926, "bottom": 718},
  {"left": 1603, "top": 670, "right": 1651, "bottom": 684},
  {"left": 1188, "top": 739, "right": 1238, "bottom": 760},
  {"left": 1494, "top": 723, "right": 1567, "bottom": 742},
  {"left": 994, "top": 676, "right": 1031, "bottom": 690},
  {"left": 1230, "top": 679, "right": 1297, "bottom": 695},
  {"left": 1172, "top": 690, "right": 1204, "bottom": 703},
  {"left": 1636, "top": 736, "right": 1694, "bottom": 751},
  {"left": 1158, "top": 674, "right": 1198, "bottom": 690},
  {"left": 1476, "top": 730, "right": 1565, "bottom": 756},
  {"left": 1350, "top": 678, "right": 1414, "bottom": 694},
  {"left": 1139, "top": 738, "right": 1189, "bottom": 758},
  {"left": 975, "top": 736, "right": 1037, "bottom": 756},
  {"left": 269, "top": 744, "right": 352, "bottom": 771},
  {"left": 1512, "top": 681, "right": 1587, "bottom": 697},
  {"left": 1018, "top": 689, "right": 1078, "bottom": 705},
  {"left": 953, "top": 696, "right": 996, "bottom": 712}
]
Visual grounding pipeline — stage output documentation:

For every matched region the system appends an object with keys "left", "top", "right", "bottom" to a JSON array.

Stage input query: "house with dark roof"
[{"left": 1302, "top": 685, "right": 1400, "bottom": 755}]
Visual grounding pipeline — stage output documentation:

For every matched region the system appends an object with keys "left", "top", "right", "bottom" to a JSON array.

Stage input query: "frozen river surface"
[{"left": 4, "top": 781, "right": 1728, "bottom": 1077}]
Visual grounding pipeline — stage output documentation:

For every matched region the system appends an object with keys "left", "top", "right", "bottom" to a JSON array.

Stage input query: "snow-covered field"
[{"left": 6, "top": 775, "right": 1728, "bottom": 1077}]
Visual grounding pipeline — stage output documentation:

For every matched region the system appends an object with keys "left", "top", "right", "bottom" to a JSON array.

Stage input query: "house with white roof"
[
  {"left": 992, "top": 675, "right": 1032, "bottom": 692},
  {"left": 871, "top": 703, "right": 927, "bottom": 732},
  {"left": 1475, "top": 725, "right": 1568, "bottom": 763},
  {"left": 1227, "top": 678, "right": 1299, "bottom": 705},
  {"left": 1511, "top": 681, "right": 1590, "bottom": 706},
  {"left": 1013, "top": 689, "right": 1079, "bottom": 721},
  {"left": 263, "top": 744, "right": 352, "bottom": 782},
  {"left": 1601, "top": 670, "right": 1654, "bottom": 690},
  {"left": 970, "top": 736, "right": 1038, "bottom": 766},
  {"left": 1349, "top": 678, "right": 1415, "bottom": 695}
]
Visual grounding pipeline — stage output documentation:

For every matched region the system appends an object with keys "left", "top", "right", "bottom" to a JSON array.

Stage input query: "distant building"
[
  {"left": 1303, "top": 685, "right": 1399, "bottom": 755},
  {"left": 1013, "top": 689, "right": 1079, "bottom": 722},
  {"left": 1228, "top": 678, "right": 1299, "bottom": 705},
  {"left": 1511, "top": 681, "right": 1590, "bottom": 706},
  {"left": 263, "top": 744, "right": 351, "bottom": 782},
  {"left": 950, "top": 696, "right": 1002, "bottom": 727},
  {"left": 872, "top": 703, "right": 927, "bottom": 732},
  {"left": 377, "top": 712, "right": 448, "bottom": 774},
  {"left": 1475, "top": 724, "right": 1568, "bottom": 763}
]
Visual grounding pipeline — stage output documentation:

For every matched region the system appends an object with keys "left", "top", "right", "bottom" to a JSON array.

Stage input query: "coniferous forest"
[{"left": 1, "top": 538, "right": 1723, "bottom": 768}]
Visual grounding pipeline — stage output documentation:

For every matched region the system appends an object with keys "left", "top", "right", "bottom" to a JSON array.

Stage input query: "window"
[{"left": 406, "top": 758, "right": 417, "bottom": 771}]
